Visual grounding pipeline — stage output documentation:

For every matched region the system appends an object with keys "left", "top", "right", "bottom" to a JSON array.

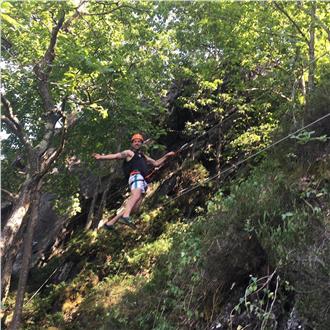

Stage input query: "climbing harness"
[{"left": 129, "top": 172, "right": 148, "bottom": 193}]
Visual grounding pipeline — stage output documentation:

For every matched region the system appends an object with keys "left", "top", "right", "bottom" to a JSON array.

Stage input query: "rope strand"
[{"left": 165, "top": 112, "right": 330, "bottom": 205}]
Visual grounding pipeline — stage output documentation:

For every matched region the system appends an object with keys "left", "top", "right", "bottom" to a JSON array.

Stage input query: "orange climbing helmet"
[{"left": 131, "top": 133, "right": 144, "bottom": 143}]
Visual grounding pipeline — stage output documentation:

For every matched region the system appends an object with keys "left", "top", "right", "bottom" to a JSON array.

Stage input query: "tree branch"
[
  {"left": 1, "top": 189, "right": 18, "bottom": 204},
  {"left": 34, "top": 110, "right": 62, "bottom": 157},
  {"left": 1, "top": 95, "right": 32, "bottom": 153},
  {"left": 33, "top": 6, "right": 85, "bottom": 157},
  {"left": 1, "top": 95, "right": 20, "bottom": 131},
  {"left": 300, "top": 4, "right": 330, "bottom": 41},
  {"left": 33, "top": 12, "right": 65, "bottom": 112},
  {"left": 272, "top": 2, "right": 309, "bottom": 45},
  {"left": 62, "top": 0, "right": 89, "bottom": 31},
  {"left": 80, "top": 3, "right": 150, "bottom": 16},
  {"left": 32, "top": 12, "right": 65, "bottom": 156},
  {"left": 40, "top": 113, "right": 67, "bottom": 178}
]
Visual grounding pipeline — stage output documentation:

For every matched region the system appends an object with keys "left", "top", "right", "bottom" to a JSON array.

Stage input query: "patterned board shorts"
[{"left": 128, "top": 173, "right": 148, "bottom": 193}]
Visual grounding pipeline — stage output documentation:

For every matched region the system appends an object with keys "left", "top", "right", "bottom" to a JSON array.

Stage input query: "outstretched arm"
[
  {"left": 92, "top": 150, "right": 133, "bottom": 161},
  {"left": 145, "top": 151, "right": 175, "bottom": 167}
]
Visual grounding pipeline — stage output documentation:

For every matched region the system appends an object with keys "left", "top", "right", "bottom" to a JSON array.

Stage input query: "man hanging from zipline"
[{"left": 93, "top": 133, "right": 175, "bottom": 230}]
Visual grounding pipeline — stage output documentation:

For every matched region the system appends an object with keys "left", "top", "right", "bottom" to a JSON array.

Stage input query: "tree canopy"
[{"left": 1, "top": 1, "right": 329, "bottom": 329}]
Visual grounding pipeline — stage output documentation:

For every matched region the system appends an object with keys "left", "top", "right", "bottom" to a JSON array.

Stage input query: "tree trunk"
[
  {"left": 1, "top": 178, "right": 35, "bottom": 272},
  {"left": 93, "top": 180, "right": 111, "bottom": 230},
  {"left": 1, "top": 7, "right": 71, "bottom": 311},
  {"left": 216, "top": 125, "right": 223, "bottom": 176},
  {"left": 85, "top": 180, "right": 100, "bottom": 231},
  {"left": 1, "top": 231, "right": 24, "bottom": 302},
  {"left": 9, "top": 183, "right": 42, "bottom": 330},
  {"left": 1, "top": 176, "right": 41, "bottom": 308}
]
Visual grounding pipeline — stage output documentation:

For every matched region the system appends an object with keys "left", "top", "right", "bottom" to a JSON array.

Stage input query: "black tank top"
[{"left": 122, "top": 150, "right": 148, "bottom": 180}]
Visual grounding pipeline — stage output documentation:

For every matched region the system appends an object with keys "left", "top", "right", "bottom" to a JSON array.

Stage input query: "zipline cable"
[
  {"left": 164, "top": 111, "right": 330, "bottom": 205},
  {"left": 144, "top": 109, "right": 239, "bottom": 181},
  {"left": 24, "top": 266, "right": 60, "bottom": 306}
]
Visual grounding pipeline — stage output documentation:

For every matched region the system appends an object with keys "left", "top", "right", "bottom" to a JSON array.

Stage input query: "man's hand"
[
  {"left": 92, "top": 153, "right": 102, "bottom": 160},
  {"left": 166, "top": 151, "right": 176, "bottom": 158}
]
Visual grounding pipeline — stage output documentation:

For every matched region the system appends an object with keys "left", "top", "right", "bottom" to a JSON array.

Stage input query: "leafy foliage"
[{"left": 2, "top": 1, "right": 330, "bottom": 329}]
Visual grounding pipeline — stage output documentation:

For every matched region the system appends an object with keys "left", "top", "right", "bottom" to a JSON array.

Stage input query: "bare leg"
[
  {"left": 104, "top": 192, "right": 132, "bottom": 226},
  {"left": 122, "top": 188, "right": 142, "bottom": 218},
  {"left": 106, "top": 210, "right": 125, "bottom": 226},
  {"left": 131, "top": 195, "right": 144, "bottom": 213},
  {"left": 104, "top": 190, "right": 143, "bottom": 228}
]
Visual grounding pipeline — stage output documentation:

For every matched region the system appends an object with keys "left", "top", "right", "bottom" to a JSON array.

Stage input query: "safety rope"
[
  {"left": 24, "top": 266, "right": 60, "bottom": 305},
  {"left": 164, "top": 112, "right": 330, "bottom": 205},
  {"left": 144, "top": 110, "right": 238, "bottom": 181}
]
